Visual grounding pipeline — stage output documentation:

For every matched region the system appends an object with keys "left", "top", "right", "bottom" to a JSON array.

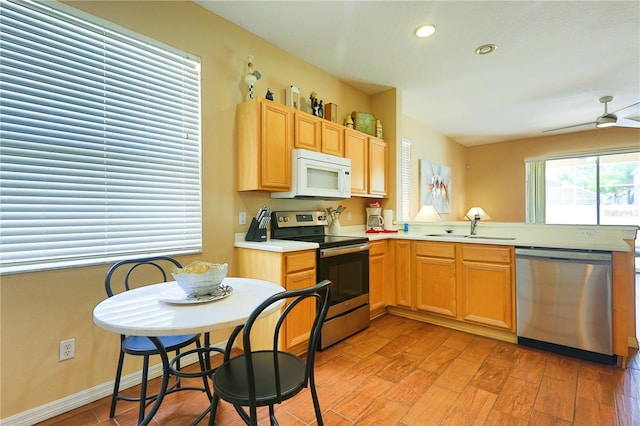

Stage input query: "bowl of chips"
[{"left": 171, "top": 261, "right": 228, "bottom": 297}]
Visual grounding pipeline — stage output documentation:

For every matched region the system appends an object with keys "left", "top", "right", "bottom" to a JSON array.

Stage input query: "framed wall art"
[
  {"left": 420, "top": 160, "right": 451, "bottom": 213},
  {"left": 286, "top": 85, "right": 300, "bottom": 110}
]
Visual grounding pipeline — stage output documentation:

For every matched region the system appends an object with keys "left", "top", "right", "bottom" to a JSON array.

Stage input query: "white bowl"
[{"left": 171, "top": 261, "right": 228, "bottom": 297}]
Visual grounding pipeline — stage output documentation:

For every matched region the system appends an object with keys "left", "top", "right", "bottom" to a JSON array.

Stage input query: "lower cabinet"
[
  {"left": 368, "top": 240, "right": 387, "bottom": 314},
  {"left": 392, "top": 239, "right": 413, "bottom": 308},
  {"left": 389, "top": 240, "right": 515, "bottom": 333},
  {"left": 459, "top": 244, "right": 514, "bottom": 330},
  {"left": 235, "top": 248, "right": 317, "bottom": 353},
  {"left": 415, "top": 242, "right": 457, "bottom": 318}
]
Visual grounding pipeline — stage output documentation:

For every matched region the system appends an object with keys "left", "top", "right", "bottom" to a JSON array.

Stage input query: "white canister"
[{"left": 383, "top": 209, "right": 394, "bottom": 230}]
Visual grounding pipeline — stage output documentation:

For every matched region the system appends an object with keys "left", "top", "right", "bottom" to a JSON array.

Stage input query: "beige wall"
[
  {"left": 402, "top": 115, "right": 468, "bottom": 220},
  {"left": 466, "top": 127, "right": 640, "bottom": 222},
  {"left": 0, "top": 1, "right": 388, "bottom": 418},
  {"left": 1, "top": 0, "right": 638, "bottom": 420}
]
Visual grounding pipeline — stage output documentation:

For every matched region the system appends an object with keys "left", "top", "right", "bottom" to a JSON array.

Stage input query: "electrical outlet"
[
  {"left": 59, "top": 338, "right": 75, "bottom": 361},
  {"left": 347, "top": 212, "right": 352, "bottom": 221},
  {"left": 239, "top": 211, "right": 247, "bottom": 225}
]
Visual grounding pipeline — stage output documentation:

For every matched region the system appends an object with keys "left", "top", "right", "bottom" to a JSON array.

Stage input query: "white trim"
[
  {"left": 525, "top": 146, "right": 639, "bottom": 163},
  {"left": 0, "top": 344, "right": 227, "bottom": 425}
]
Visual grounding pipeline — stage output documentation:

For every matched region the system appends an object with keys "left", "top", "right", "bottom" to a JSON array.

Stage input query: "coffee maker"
[{"left": 366, "top": 207, "right": 384, "bottom": 231}]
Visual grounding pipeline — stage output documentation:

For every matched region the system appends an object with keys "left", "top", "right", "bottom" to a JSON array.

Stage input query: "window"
[
  {"left": 399, "top": 139, "right": 412, "bottom": 221},
  {"left": 526, "top": 150, "right": 639, "bottom": 226},
  {"left": 0, "top": 0, "right": 202, "bottom": 274}
]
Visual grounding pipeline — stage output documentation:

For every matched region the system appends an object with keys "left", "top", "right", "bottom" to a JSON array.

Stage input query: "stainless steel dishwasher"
[{"left": 515, "top": 247, "right": 615, "bottom": 364}]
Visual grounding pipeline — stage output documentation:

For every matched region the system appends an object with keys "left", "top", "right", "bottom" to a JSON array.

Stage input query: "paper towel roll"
[{"left": 383, "top": 209, "right": 394, "bottom": 230}]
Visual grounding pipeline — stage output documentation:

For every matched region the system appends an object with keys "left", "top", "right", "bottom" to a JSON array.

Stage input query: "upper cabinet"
[
  {"left": 293, "top": 111, "right": 344, "bottom": 156},
  {"left": 293, "top": 111, "right": 321, "bottom": 151},
  {"left": 321, "top": 121, "right": 345, "bottom": 157},
  {"left": 238, "top": 98, "right": 386, "bottom": 197},
  {"left": 237, "top": 98, "right": 292, "bottom": 191},
  {"left": 345, "top": 129, "right": 388, "bottom": 198}
]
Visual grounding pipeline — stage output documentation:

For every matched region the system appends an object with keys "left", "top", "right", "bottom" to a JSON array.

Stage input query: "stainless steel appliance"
[
  {"left": 515, "top": 247, "right": 615, "bottom": 364},
  {"left": 270, "top": 149, "right": 351, "bottom": 200},
  {"left": 271, "top": 210, "right": 370, "bottom": 349}
]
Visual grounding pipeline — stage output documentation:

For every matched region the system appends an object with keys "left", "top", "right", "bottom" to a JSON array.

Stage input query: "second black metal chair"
[
  {"left": 104, "top": 256, "right": 208, "bottom": 424},
  {"left": 210, "top": 280, "right": 331, "bottom": 426}
]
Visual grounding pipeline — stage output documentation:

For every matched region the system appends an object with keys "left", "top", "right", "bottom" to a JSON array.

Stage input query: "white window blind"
[
  {"left": 0, "top": 0, "right": 202, "bottom": 274},
  {"left": 400, "top": 139, "right": 412, "bottom": 221}
]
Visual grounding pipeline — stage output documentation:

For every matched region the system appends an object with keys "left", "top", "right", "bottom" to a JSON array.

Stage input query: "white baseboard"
[{"left": 0, "top": 346, "right": 224, "bottom": 426}]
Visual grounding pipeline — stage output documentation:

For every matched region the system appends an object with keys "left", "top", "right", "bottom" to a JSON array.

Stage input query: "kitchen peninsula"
[{"left": 235, "top": 222, "right": 638, "bottom": 367}]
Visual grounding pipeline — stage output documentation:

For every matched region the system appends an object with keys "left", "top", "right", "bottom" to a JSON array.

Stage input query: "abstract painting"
[{"left": 420, "top": 160, "right": 451, "bottom": 213}]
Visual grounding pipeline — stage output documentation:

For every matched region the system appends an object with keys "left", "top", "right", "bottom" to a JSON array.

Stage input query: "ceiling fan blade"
[
  {"left": 612, "top": 102, "right": 640, "bottom": 117},
  {"left": 615, "top": 117, "right": 640, "bottom": 128},
  {"left": 543, "top": 121, "right": 595, "bottom": 133}
]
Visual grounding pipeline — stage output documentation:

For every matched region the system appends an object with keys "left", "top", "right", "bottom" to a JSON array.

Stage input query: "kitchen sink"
[
  {"left": 465, "top": 235, "right": 516, "bottom": 240},
  {"left": 425, "top": 234, "right": 515, "bottom": 240},
  {"left": 425, "top": 234, "right": 468, "bottom": 238}
]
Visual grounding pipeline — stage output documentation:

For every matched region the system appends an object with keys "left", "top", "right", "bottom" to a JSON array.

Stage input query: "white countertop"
[{"left": 235, "top": 222, "right": 638, "bottom": 253}]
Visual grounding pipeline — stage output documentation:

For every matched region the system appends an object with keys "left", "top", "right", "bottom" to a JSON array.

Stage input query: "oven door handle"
[{"left": 320, "top": 243, "right": 370, "bottom": 258}]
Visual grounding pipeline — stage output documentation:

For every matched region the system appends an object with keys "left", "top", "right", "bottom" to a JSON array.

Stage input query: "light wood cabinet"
[
  {"left": 460, "top": 244, "right": 514, "bottom": 331},
  {"left": 283, "top": 251, "right": 317, "bottom": 349},
  {"left": 293, "top": 111, "right": 321, "bottom": 151},
  {"left": 321, "top": 120, "right": 345, "bottom": 156},
  {"left": 293, "top": 111, "right": 344, "bottom": 156},
  {"left": 344, "top": 129, "right": 368, "bottom": 195},
  {"left": 392, "top": 239, "right": 413, "bottom": 308},
  {"left": 415, "top": 242, "right": 457, "bottom": 318},
  {"left": 402, "top": 241, "right": 515, "bottom": 332},
  {"left": 237, "top": 98, "right": 292, "bottom": 191},
  {"left": 344, "top": 129, "right": 388, "bottom": 198},
  {"left": 369, "top": 240, "right": 387, "bottom": 315},
  {"left": 368, "top": 136, "right": 388, "bottom": 197},
  {"left": 234, "top": 248, "right": 317, "bottom": 353}
]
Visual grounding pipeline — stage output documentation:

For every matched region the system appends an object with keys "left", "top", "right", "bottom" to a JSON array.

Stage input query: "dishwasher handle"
[{"left": 515, "top": 248, "right": 611, "bottom": 263}]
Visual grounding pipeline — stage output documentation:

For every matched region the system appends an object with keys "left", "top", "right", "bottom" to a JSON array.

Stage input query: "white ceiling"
[{"left": 196, "top": 1, "right": 640, "bottom": 146}]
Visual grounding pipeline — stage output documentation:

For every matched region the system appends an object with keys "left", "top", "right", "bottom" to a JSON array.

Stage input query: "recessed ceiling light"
[
  {"left": 475, "top": 44, "right": 497, "bottom": 55},
  {"left": 415, "top": 25, "right": 436, "bottom": 38}
]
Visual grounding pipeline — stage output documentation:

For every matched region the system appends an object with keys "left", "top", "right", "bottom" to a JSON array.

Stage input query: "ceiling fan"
[{"left": 544, "top": 96, "right": 640, "bottom": 133}]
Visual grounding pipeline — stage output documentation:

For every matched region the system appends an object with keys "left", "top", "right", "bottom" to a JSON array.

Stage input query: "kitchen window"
[
  {"left": 0, "top": 0, "right": 202, "bottom": 274},
  {"left": 399, "top": 138, "right": 412, "bottom": 221},
  {"left": 525, "top": 150, "right": 639, "bottom": 227}
]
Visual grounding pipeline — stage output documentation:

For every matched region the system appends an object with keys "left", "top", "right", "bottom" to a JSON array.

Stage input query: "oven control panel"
[{"left": 272, "top": 210, "right": 328, "bottom": 228}]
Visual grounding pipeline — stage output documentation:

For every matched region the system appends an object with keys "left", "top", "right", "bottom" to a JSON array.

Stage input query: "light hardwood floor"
[{"left": 37, "top": 314, "right": 639, "bottom": 425}]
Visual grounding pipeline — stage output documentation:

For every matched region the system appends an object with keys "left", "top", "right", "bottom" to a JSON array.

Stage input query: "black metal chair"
[
  {"left": 104, "top": 256, "right": 208, "bottom": 423},
  {"left": 208, "top": 280, "right": 331, "bottom": 426}
]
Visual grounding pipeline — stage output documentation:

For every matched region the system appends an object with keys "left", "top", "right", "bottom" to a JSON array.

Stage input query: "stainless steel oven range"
[{"left": 271, "top": 210, "right": 370, "bottom": 349}]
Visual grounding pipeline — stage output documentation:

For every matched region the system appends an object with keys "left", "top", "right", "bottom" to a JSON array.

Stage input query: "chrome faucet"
[{"left": 470, "top": 214, "right": 481, "bottom": 235}]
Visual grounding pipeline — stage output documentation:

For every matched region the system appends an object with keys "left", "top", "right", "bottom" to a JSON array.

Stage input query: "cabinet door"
[
  {"left": 460, "top": 261, "right": 514, "bottom": 330},
  {"left": 260, "top": 101, "right": 292, "bottom": 190},
  {"left": 392, "top": 240, "right": 412, "bottom": 308},
  {"left": 369, "top": 241, "right": 386, "bottom": 312},
  {"left": 321, "top": 121, "right": 344, "bottom": 156},
  {"left": 415, "top": 256, "right": 457, "bottom": 317},
  {"left": 344, "top": 129, "right": 368, "bottom": 195},
  {"left": 294, "top": 111, "right": 320, "bottom": 151},
  {"left": 368, "top": 137, "right": 387, "bottom": 197},
  {"left": 284, "top": 268, "right": 317, "bottom": 349}
]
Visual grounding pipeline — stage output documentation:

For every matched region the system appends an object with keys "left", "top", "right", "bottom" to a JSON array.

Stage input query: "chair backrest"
[
  {"left": 105, "top": 256, "right": 182, "bottom": 297},
  {"left": 239, "top": 280, "right": 332, "bottom": 401}
]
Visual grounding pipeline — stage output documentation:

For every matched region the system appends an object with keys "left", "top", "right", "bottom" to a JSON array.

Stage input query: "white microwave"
[{"left": 271, "top": 149, "right": 351, "bottom": 199}]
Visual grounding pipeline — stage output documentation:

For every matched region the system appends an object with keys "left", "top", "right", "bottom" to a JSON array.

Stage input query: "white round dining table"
[{"left": 93, "top": 277, "right": 285, "bottom": 425}]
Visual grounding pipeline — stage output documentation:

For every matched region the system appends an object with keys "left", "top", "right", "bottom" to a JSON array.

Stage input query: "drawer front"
[
  {"left": 369, "top": 240, "right": 386, "bottom": 257},
  {"left": 415, "top": 241, "right": 455, "bottom": 258},
  {"left": 285, "top": 250, "right": 316, "bottom": 273},
  {"left": 462, "top": 244, "right": 512, "bottom": 263}
]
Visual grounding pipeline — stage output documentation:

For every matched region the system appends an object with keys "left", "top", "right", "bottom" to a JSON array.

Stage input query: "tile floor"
[{"left": 37, "top": 314, "right": 639, "bottom": 425}]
